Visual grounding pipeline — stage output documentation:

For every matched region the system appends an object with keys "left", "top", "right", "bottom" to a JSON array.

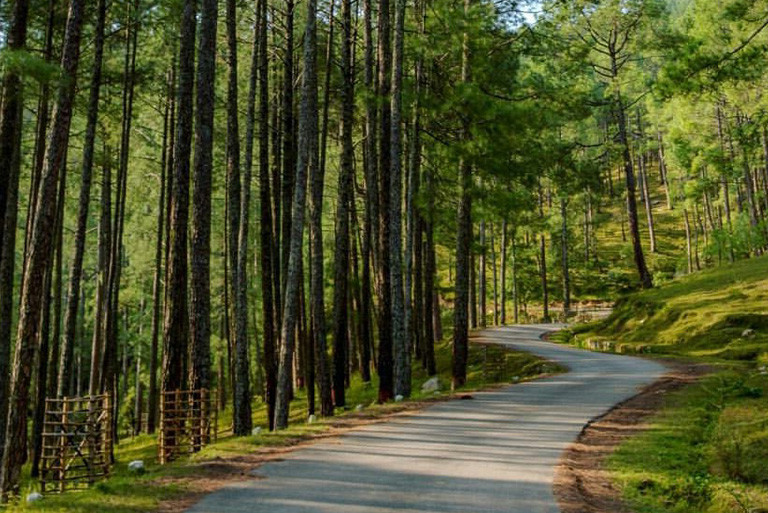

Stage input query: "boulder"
[
  {"left": 421, "top": 377, "right": 440, "bottom": 393},
  {"left": 26, "top": 492, "right": 43, "bottom": 503},
  {"left": 394, "top": 395, "right": 404, "bottom": 402},
  {"left": 128, "top": 460, "right": 145, "bottom": 473},
  {"left": 742, "top": 328, "right": 756, "bottom": 338},
  {"left": 251, "top": 427, "right": 262, "bottom": 436}
]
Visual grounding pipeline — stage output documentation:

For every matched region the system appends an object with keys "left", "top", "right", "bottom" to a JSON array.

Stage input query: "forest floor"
[{"left": 9, "top": 332, "right": 561, "bottom": 513}]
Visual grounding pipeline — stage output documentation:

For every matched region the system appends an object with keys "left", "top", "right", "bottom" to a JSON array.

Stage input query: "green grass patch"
[
  {"left": 608, "top": 370, "right": 768, "bottom": 513},
  {"left": 9, "top": 336, "right": 561, "bottom": 512},
  {"left": 565, "top": 255, "right": 768, "bottom": 362}
]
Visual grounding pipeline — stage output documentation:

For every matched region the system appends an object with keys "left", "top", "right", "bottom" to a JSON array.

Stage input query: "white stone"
[
  {"left": 512, "top": 376, "right": 520, "bottom": 382},
  {"left": 127, "top": 460, "right": 145, "bottom": 472},
  {"left": 26, "top": 492, "right": 43, "bottom": 503},
  {"left": 355, "top": 404, "right": 364, "bottom": 412},
  {"left": 742, "top": 328, "right": 756, "bottom": 338},
  {"left": 251, "top": 427, "right": 262, "bottom": 436},
  {"left": 307, "top": 414, "right": 317, "bottom": 424},
  {"left": 394, "top": 395, "right": 404, "bottom": 402},
  {"left": 421, "top": 377, "right": 440, "bottom": 393}
]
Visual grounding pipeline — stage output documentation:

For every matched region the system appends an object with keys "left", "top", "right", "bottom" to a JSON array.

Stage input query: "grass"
[
  {"left": 608, "top": 370, "right": 768, "bottom": 513},
  {"left": 555, "top": 255, "right": 768, "bottom": 512},
  {"left": 558, "top": 255, "right": 768, "bottom": 362},
  {"left": 9, "top": 333, "right": 563, "bottom": 512}
]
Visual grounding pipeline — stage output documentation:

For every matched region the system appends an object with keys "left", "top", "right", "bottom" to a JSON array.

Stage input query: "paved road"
[{"left": 187, "top": 325, "right": 666, "bottom": 513}]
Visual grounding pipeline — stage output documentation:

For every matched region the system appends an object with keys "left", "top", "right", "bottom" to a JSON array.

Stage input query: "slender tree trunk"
[
  {"left": 376, "top": 0, "right": 394, "bottom": 403},
  {"left": 257, "top": 0, "right": 277, "bottom": 432},
  {"left": 611, "top": 45, "right": 652, "bottom": 288},
  {"left": 59, "top": 0, "right": 106, "bottom": 398},
  {"left": 275, "top": 0, "right": 318, "bottom": 430},
  {"left": 332, "top": 0, "right": 355, "bottom": 412},
  {"left": 360, "top": 0, "right": 377, "bottom": 385},
  {"left": 479, "top": 222, "right": 486, "bottom": 328},
  {"left": 281, "top": 0, "right": 296, "bottom": 297},
  {"left": 0, "top": 0, "right": 31, "bottom": 466},
  {"left": 390, "top": 0, "right": 409, "bottom": 398},
  {"left": 189, "top": 0, "right": 217, "bottom": 399},
  {"left": 0, "top": 0, "right": 86, "bottom": 495},
  {"left": 500, "top": 221, "right": 507, "bottom": 325},
  {"left": 561, "top": 198, "right": 570, "bottom": 317},
  {"left": 223, "top": 0, "right": 252, "bottom": 436},
  {"left": 147, "top": 65, "right": 173, "bottom": 434},
  {"left": 163, "top": 0, "right": 196, "bottom": 405},
  {"left": 452, "top": 0, "right": 472, "bottom": 389}
]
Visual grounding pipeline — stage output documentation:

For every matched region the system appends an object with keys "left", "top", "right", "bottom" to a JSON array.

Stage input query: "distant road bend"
[{"left": 187, "top": 325, "right": 665, "bottom": 513}]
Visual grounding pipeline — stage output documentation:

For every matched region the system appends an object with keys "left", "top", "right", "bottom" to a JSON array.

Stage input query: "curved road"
[{"left": 187, "top": 325, "right": 665, "bottom": 513}]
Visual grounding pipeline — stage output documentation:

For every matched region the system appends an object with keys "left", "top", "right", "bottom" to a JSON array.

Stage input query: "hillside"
[{"left": 564, "top": 255, "right": 768, "bottom": 363}]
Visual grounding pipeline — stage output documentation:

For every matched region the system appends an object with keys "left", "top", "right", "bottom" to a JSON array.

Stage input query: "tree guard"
[
  {"left": 40, "top": 394, "right": 112, "bottom": 493},
  {"left": 159, "top": 389, "right": 217, "bottom": 464}
]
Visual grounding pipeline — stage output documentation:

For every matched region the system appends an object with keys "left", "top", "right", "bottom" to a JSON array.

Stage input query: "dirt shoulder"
[{"left": 553, "top": 360, "right": 711, "bottom": 513}]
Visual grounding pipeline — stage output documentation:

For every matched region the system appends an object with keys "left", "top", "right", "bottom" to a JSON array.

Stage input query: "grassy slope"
[
  {"left": 567, "top": 255, "right": 768, "bottom": 362},
  {"left": 558, "top": 257, "right": 768, "bottom": 513},
  {"left": 11, "top": 334, "right": 562, "bottom": 512}
]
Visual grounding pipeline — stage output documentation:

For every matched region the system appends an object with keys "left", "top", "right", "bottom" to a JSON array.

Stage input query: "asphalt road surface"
[{"left": 187, "top": 324, "right": 666, "bottom": 513}]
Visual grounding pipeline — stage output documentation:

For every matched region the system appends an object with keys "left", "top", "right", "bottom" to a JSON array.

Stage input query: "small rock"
[
  {"left": 394, "top": 395, "right": 404, "bottom": 402},
  {"left": 26, "top": 492, "right": 43, "bottom": 503},
  {"left": 127, "top": 460, "right": 145, "bottom": 473},
  {"left": 355, "top": 404, "right": 364, "bottom": 412},
  {"left": 512, "top": 376, "right": 520, "bottom": 382},
  {"left": 421, "top": 377, "right": 440, "bottom": 393},
  {"left": 742, "top": 328, "right": 756, "bottom": 338},
  {"left": 252, "top": 427, "right": 262, "bottom": 436},
  {"left": 307, "top": 415, "right": 317, "bottom": 424}
]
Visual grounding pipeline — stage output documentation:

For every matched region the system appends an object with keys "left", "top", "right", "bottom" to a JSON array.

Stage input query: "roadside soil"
[{"left": 553, "top": 360, "right": 711, "bottom": 513}]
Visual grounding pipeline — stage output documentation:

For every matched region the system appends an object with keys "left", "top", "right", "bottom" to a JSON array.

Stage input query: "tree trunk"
[
  {"left": 561, "top": 198, "right": 570, "bottom": 317},
  {"left": 189, "top": 0, "right": 217, "bottom": 398},
  {"left": 58, "top": 0, "right": 106, "bottom": 398},
  {"left": 452, "top": 0, "right": 472, "bottom": 389},
  {"left": 332, "top": 0, "right": 355, "bottom": 412},
  {"left": 256, "top": 0, "right": 277, "bottom": 432},
  {"left": 391, "top": 0, "right": 409, "bottom": 398},
  {"left": 275, "top": 0, "right": 318, "bottom": 430},
  {"left": 0, "top": 0, "right": 86, "bottom": 495},
  {"left": 148, "top": 64, "right": 173, "bottom": 434},
  {"left": 281, "top": 0, "right": 296, "bottom": 298},
  {"left": 500, "top": 221, "right": 507, "bottom": 325},
  {"left": 479, "top": 222, "right": 486, "bottom": 328},
  {"left": 0, "top": 0, "right": 31, "bottom": 466},
  {"left": 163, "top": 0, "right": 196, "bottom": 402},
  {"left": 376, "top": 0, "right": 394, "bottom": 403}
]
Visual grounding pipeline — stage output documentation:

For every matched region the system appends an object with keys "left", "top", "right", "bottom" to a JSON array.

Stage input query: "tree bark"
[
  {"left": 391, "top": 0, "right": 409, "bottom": 398},
  {"left": 0, "top": 0, "right": 86, "bottom": 495},
  {"left": 332, "top": 0, "right": 355, "bottom": 412},
  {"left": 275, "top": 0, "right": 318, "bottom": 430},
  {"left": 376, "top": 0, "right": 394, "bottom": 403},
  {"left": 452, "top": 0, "right": 472, "bottom": 389},
  {"left": 190, "top": 0, "right": 217, "bottom": 397},
  {"left": 0, "top": 0, "right": 30, "bottom": 466},
  {"left": 58, "top": 0, "right": 106, "bottom": 398},
  {"left": 163, "top": 0, "right": 196, "bottom": 401}
]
